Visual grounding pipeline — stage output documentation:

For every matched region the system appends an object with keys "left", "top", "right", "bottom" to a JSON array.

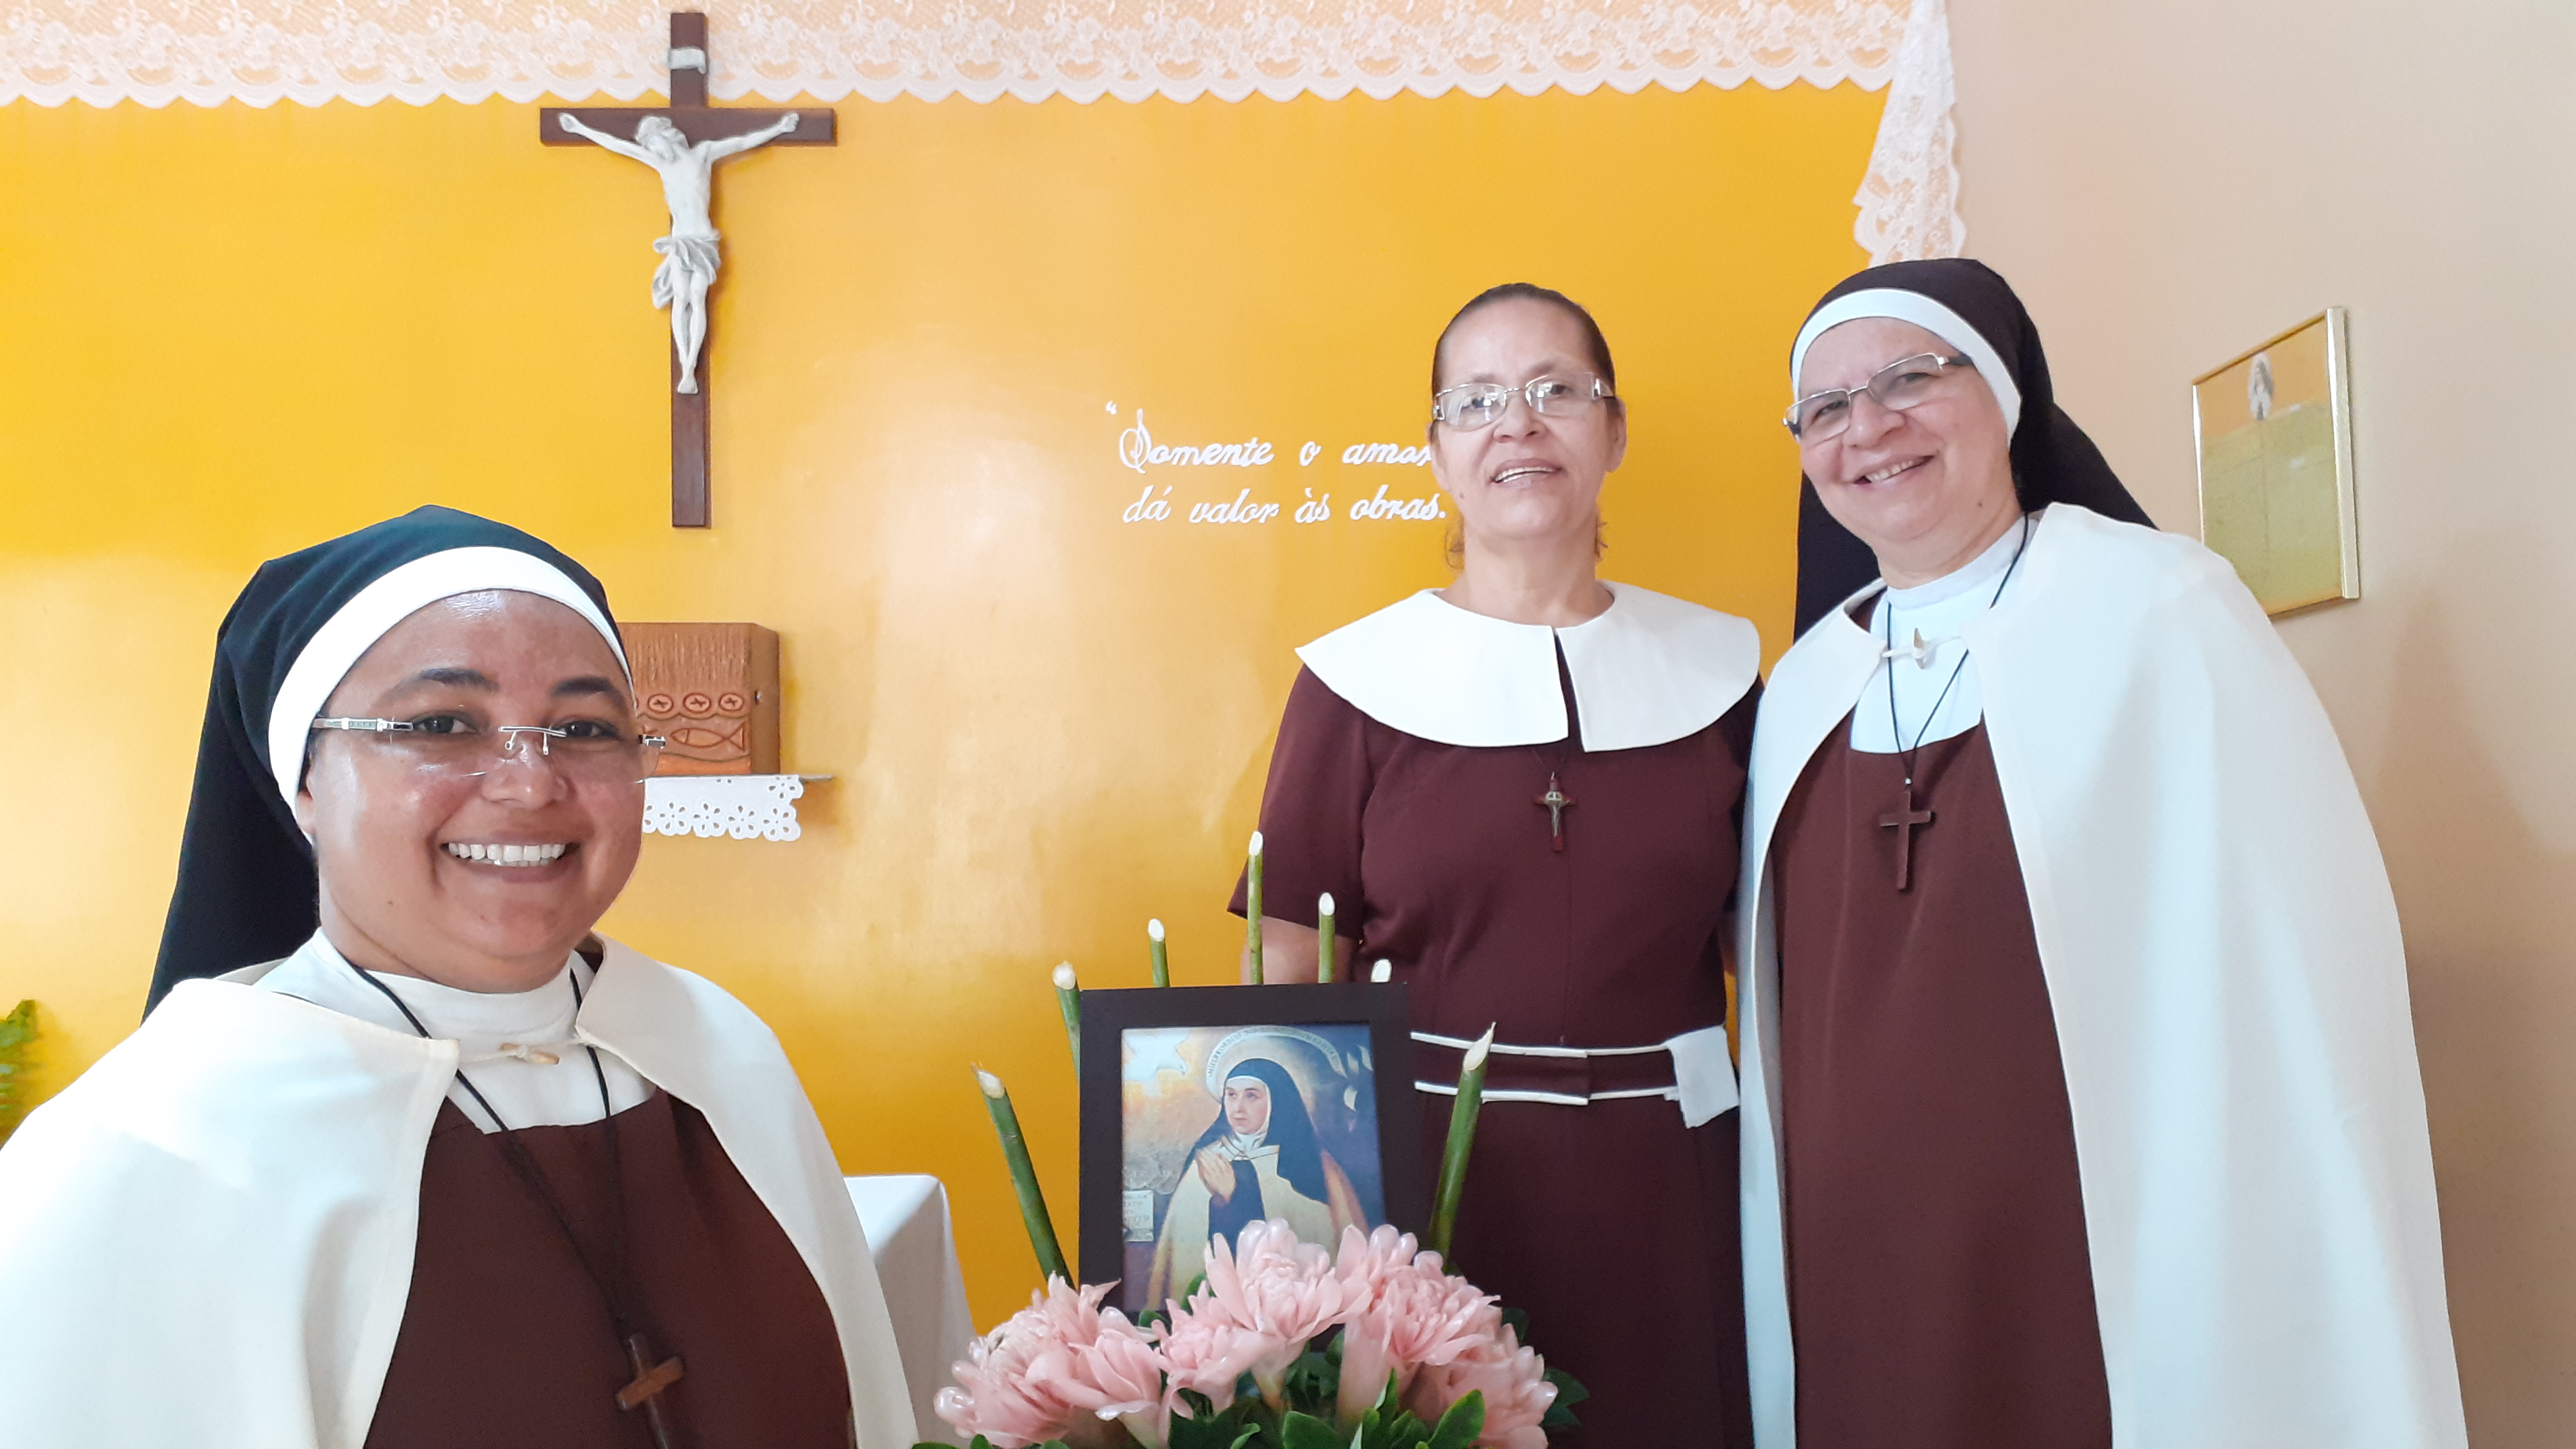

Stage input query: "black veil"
[
  {"left": 148, "top": 507, "right": 618, "bottom": 1009},
  {"left": 1187, "top": 1056, "right": 1333, "bottom": 1206}
]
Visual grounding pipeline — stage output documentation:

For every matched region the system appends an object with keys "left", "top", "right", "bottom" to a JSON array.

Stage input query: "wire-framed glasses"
[
  {"left": 1785, "top": 353, "right": 1973, "bottom": 442},
  {"left": 309, "top": 715, "right": 667, "bottom": 785},
  {"left": 1431, "top": 373, "right": 1615, "bottom": 431}
]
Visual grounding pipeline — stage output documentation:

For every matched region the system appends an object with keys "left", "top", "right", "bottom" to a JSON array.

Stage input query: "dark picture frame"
[{"left": 1080, "top": 983, "right": 1423, "bottom": 1312}]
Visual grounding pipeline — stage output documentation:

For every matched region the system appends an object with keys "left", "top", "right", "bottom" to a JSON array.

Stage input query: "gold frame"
[{"left": 2191, "top": 307, "right": 2360, "bottom": 616}]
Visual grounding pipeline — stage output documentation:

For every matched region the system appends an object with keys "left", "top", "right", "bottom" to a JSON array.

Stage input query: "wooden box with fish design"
[{"left": 621, "top": 622, "right": 780, "bottom": 776}]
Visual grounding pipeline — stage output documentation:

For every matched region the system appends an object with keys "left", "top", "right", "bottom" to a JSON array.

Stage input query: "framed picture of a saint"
[
  {"left": 2193, "top": 308, "right": 2361, "bottom": 615},
  {"left": 1078, "top": 984, "right": 1422, "bottom": 1316}
]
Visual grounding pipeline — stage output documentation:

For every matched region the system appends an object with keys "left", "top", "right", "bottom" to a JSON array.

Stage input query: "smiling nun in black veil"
[
  {"left": 1734, "top": 259, "right": 2466, "bottom": 1449},
  {"left": 0, "top": 507, "right": 914, "bottom": 1449}
]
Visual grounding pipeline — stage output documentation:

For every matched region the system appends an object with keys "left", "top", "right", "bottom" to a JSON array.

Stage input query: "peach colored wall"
[{"left": 1947, "top": 2, "right": 2576, "bottom": 1441}]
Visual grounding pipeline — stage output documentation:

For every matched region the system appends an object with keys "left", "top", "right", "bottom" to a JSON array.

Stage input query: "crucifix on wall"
[{"left": 542, "top": 12, "right": 836, "bottom": 528}]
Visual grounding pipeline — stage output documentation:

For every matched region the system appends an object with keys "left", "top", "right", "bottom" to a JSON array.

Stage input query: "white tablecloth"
[{"left": 847, "top": 1174, "right": 977, "bottom": 1445}]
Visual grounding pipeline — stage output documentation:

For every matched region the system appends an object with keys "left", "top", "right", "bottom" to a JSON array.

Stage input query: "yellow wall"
[{"left": 0, "top": 82, "right": 1880, "bottom": 1325}]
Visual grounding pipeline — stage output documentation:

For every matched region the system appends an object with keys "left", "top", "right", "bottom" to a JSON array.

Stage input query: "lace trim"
[
  {"left": 0, "top": 0, "right": 1910, "bottom": 106},
  {"left": 1852, "top": 0, "right": 1965, "bottom": 263},
  {"left": 643, "top": 774, "right": 806, "bottom": 842},
  {"left": 1, "top": 0, "right": 1956, "bottom": 263}
]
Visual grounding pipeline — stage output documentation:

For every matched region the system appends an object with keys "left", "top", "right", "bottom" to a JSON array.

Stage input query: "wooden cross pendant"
[
  {"left": 541, "top": 13, "right": 837, "bottom": 528},
  {"left": 1878, "top": 783, "right": 1934, "bottom": 892},
  {"left": 1535, "top": 773, "right": 1574, "bottom": 853},
  {"left": 617, "top": 1331, "right": 686, "bottom": 1449}
]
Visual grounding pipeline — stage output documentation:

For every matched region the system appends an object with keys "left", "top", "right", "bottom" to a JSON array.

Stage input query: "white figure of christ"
[{"left": 555, "top": 110, "right": 803, "bottom": 394}]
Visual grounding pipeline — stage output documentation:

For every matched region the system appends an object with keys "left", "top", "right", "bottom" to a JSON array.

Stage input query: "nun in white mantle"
[
  {"left": 0, "top": 507, "right": 914, "bottom": 1449},
  {"left": 1232, "top": 284, "right": 1759, "bottom": 1444},
  {"left": 1739, "top": 259, "right": 2465, "bottom": 1449}
]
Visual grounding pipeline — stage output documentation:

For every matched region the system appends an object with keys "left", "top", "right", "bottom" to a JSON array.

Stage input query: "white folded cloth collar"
[
  {"left": 1295, "top": 582, "right": 1761, "bottom": 751},
  {"left": 256, "top": 932, "right": 654, "bottom": 1132}
]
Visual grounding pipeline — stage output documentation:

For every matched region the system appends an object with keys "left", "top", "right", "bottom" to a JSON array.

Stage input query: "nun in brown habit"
[
  {"left": 1740, "top": 260, "right": 2464, "bottom": 1449},
  {"left": 0, "top": 508, "right": 915, "bottom": 1449},
  {"left": 1232, "top": 284, "right": 1760, "bottom": 1445}
]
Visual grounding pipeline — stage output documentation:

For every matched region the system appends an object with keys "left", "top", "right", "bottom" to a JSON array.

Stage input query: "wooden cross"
[
  {"left": 1534, "top": 773, "right": 1574, "bottom": 854},
  {"left": 617, "top": 1330, "right": 686, "bottom": 1449},
  {"left": 542, "top": 13, "right": 837, "bottom": 528},
  {"left": 1878, "top": 783, "right": 1934, "bottom": 892}
]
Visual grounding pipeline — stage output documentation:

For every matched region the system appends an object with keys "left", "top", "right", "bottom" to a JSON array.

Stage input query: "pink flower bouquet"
[{"left": 928, "top": 1220, "right": 1584, "bottom": 1449}]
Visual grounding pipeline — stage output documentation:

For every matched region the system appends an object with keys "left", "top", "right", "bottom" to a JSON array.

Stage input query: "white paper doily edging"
[{"left": 644, "top": 774, "right": 805, "bottom": 841}]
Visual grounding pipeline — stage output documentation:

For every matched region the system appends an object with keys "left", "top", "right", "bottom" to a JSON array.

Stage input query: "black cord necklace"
[
  {"left": 351, "top": 960, "right": 689, "bottom": 1447},
  {"left": 1875, "top": 513, "right": 2033, "bottom": 892}
]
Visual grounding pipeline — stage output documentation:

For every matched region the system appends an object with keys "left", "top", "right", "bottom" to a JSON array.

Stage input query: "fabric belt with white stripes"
[
  {"left": 1408, "top": 1025, "right": 1739, "bottom": 1127},
  {"left": 1410, "top": 1030, "right": 1681, "bottom": 1106}
]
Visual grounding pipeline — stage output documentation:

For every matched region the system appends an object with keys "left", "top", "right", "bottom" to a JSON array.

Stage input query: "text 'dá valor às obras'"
[{"left": 1120, "top": 482, "right": 1443, "bottom": 524}]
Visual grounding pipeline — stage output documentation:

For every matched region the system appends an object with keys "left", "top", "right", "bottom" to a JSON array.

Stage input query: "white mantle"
[{"left": 643, "top": 773, "right": 812, "bottom": 841}]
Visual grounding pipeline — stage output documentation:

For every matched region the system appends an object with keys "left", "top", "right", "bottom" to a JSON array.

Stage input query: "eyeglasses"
[
  {"left": 1431, "top": 373, "right": 1615, "bottom": 431},
  {"left": 1784, "top": 353, "right": 1973, "bottom": 442},
  {"left": 309, "top": 715, "right": 667, "bottom": 785}
]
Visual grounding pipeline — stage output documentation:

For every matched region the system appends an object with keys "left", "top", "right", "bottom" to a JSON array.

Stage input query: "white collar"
[
  {"left": 260, "top": 932, "right": 587, "bottom": 1043},
  {"left": 1881, "top": 516, "right": 2031, "bottom": 613},
  {"left": 1295, "top": 582, "right": 1760, "bottom": 750}
]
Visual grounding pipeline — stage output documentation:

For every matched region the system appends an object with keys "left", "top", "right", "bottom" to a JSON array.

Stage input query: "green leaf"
[
  {"left": 1425, "top": 1392, "right": 1485, "bottom": 1449},
  {"left": 1536, "top": 1365, "right": 1589, "bottom": 1429},
  {"left": 1170, "top": 1402, "right": 1264, "bottom": 1449},
  {"left": 1357, "top": 1404, "right": 1433, "bottom": 1449},
  {"left": 1284, "top": 1340, "right": 1339, "bottom": 1411},
  {"left": 1277, "top": 1410, "right": 1345, "bottom": 1449}
]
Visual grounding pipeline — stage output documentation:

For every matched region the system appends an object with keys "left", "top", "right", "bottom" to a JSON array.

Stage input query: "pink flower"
[
  {"left": 1154, "top": 1299, "right": 1268, "bottom": 1413},
  {"left": 1330, "top": 1222, "right": 1420, "bottom": 1299},
  {"left": 1177, "top": 1219, "right": 1348, "bottom": 1408},
  {"left": 1331, "top": 1228, "right": 1505, "bottom": 1424},
  {"left": 936, "top": 1277, "right": 1173, "bottom": 1449},
  {"left": 1403, "top": 1323, "right": 1558, "bottom": 1449}
]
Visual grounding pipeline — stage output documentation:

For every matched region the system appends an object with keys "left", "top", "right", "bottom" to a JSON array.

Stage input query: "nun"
[
  {"left": 0, "top": 507, "right": 915, "bottom": 1449},
  {"left": 1736, "top": 260, "right": 2467, "bottom": 1448},
  {"left": 1144, "top": 1055, "right": 1365, "bottom": 1305}
]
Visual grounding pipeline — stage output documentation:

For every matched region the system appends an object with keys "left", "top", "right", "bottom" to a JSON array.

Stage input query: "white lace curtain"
[{"left": 1, "top": 0, "right": 1961, "bottom": 259}]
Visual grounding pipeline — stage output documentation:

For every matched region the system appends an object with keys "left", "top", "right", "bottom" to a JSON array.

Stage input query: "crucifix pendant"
[
  {"left": 1877, "top": 782, "right": 1934, "bottom": 892},
  {"left": 1535, "top": 773, "right": 1573, "bottom": 853},
  {"left": 618, "top": 1331, "right": 686, "bottom": 1449}
]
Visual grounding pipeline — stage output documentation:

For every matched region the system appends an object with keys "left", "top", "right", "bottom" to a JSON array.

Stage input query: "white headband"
[
  {"left": 266, "top": 546, "right": 628, "bottom": 804},
  {"left": 1789, "top": 288, "right": 2023, "bottom": 437}
]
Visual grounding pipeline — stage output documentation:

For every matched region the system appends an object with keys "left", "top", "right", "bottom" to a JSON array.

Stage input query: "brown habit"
[
  {"left": 1235, "top": 665, "right": 1756, "bottom": 1446},
  {"left": 1770, "top": 721, "right": 2110, "bottom": 1449},
  {"left": 367, "top": 1089, "right": 851, "bottom": 1448}
]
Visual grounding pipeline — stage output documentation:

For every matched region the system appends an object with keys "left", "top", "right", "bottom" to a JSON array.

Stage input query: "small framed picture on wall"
[
  {"left": 1078, "top": 984, "right": 1423, "bottom": 1315},
  {"left": 2192, "top": 307, "right": 2361, "bottom": 616}
]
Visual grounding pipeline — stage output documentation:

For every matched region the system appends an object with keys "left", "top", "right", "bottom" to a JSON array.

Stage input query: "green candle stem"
[
  {"left": 1148, "top": 919, "right": 1171, "bottom": 988},
  {"left": 1428, "top": 1025, "right": 1493, "bottom": 1261},
  {"left": 977, "top": 1066, "right": 1071, "bottom": 1286},
  {"left": 1316, "top": 892, "right": 1337, "bottom": 985},
  {"left": 1052, "top": 962, "right": 1081, "bottom": 1079},
  {"left": 1244, "top": 831, "right": 1266, "bottom": 986}
]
